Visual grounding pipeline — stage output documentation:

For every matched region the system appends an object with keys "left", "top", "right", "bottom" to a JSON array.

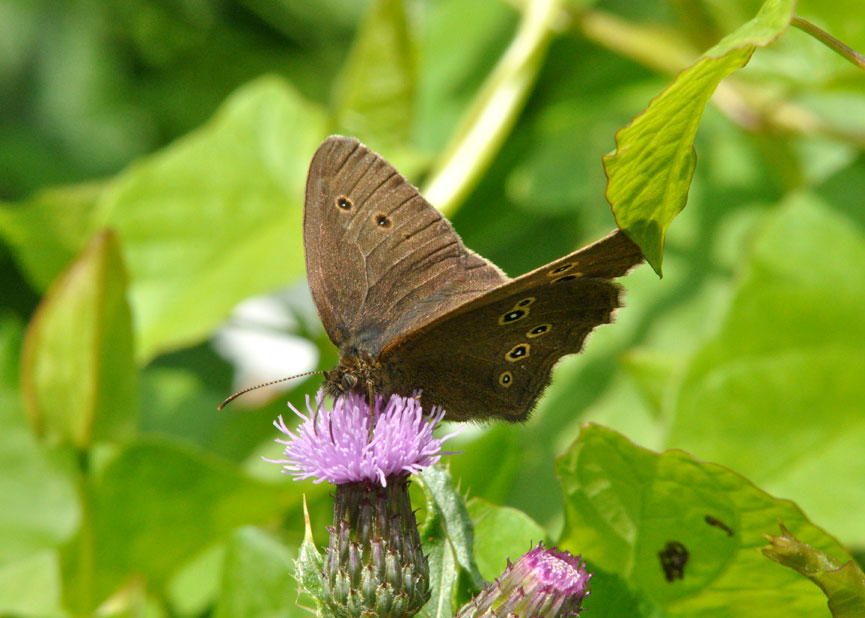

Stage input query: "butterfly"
[{"left": 304, "top": 135, "right": 643, "bottom": 421}]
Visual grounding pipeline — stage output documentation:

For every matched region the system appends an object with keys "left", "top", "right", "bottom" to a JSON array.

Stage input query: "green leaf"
[
  {"left": 215, "top": 527, "right": 304, "bottom": 618},
  {"left": 413, "top": 0, "right": 516, "bottom": 154},
  {"left": 419, "top": 466, "right": 484, "bottom": 588},
  {"left": 0, "top": 436, "right": 80, "bottom": 567},
  {"left": 763, "top": 524, "right": 865, "bottom": 618},
  {"left": 0, "top": 551, "right": 65, "bottom": 618},
  {"left": 423, "top": 510, "right": 459, "bottom": 618},
  {"left": 466, "top": 498, "right": 548, "bottom": 582},
  {"left": 669, "top": 195, "right": 865, "bottom": 545},
  {"left": 0, "top": 316, "right": 80, "bottom": 568},
  {"left": 0, "top": 182, "right": 102, "bottom": 290},
  {"left": 20, "top": 230, "right": 136, "bottom": 448},
  {"left": 333, "top": 0, "right": 416, "bottom": 147},
  {"left": 604, "top": 0, "right": 795, "bottom": 274},
  {"left": 293, "top": 496, "right": 329, "bottom": 617},
  {"left": 558, "top": 424, "right": 849, "bottom": 617},
  {"left": 63, "top": 437, "right": 299, "bottom": 613},
  {"left": 92, "top": 77, "right": 326, "bottom": 361}
]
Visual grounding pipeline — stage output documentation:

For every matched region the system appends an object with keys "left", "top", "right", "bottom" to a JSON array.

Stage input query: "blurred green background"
[{"left": 1, "top": 0, "right": 864, "bottom": 616}]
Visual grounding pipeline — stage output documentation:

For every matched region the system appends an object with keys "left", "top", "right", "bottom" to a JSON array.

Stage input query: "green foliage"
[
  {"left": 21, "top": 231, "right": 136, "bottom": 447},
  {"left": 214, "top": 527, "right": 301, "bottom": 618},
  {"left": 763, "top": 524, "right": 865, "bottom": 618},
  {"left": 558, "top": 424, "right": 850, "bottom": 616},
  {"left": 2, "top": 0, "right": 864, "bottom": 616},
  {"left": 605, "top": 0, "right": 794, "bottom": 274},
  {"left": 466, "top": 499, "right": 549, "bottom": 582}
]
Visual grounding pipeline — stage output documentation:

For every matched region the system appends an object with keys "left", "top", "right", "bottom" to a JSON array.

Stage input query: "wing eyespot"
[
  {"left": 498, "top": 371, "right": 513, "bottom": 388},
  {"left": 552, "top": 274, "right": 578, "bottom": 284},
  {"left": 505, "top": 343, "right": 530, "bottom": 362},
  {"left": 499, "top": 309, "right": 527, "bottom": 325},
  {"left": 499, "top": 298, "right": 536, "bottom": 325},
  {"left": 526, "top": 323, "right": 551, "bottom": 338},
  {"left": 336, "top": 195, "right": 353, "bottom": 210},
  {"left": 374, "top": 213, "right": 392, "bottom": 228},
  {"left": 548, "top": 263, "right": 573, "bottom": 276}
]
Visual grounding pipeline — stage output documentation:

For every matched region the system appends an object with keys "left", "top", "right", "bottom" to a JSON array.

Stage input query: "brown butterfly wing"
[
  {"left": 380, "top": 230, "right": 644, "bottom": 421},
  {"left": 303, "top": 136, "right": 506, "bottom": 354}
]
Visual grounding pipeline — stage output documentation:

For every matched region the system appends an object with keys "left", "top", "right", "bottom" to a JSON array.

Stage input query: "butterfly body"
[{"left": 305, "top": 136, "right": 643, "bottom": 421}]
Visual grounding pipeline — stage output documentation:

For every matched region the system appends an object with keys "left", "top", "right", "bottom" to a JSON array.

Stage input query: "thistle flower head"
[
  {"left": 269, "top": 389, "right": 459, "bottom": 486},
  {"left": 456, "top": 543, "right": 591, "bottom": 618}
]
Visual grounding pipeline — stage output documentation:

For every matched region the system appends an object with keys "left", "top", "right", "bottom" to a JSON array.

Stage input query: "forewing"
[
  {"left": 381, "top": 230, "right": 644, "bottom": 421},
  {"left": 303, "top": 136, "right": 506, "bottom": 352}
]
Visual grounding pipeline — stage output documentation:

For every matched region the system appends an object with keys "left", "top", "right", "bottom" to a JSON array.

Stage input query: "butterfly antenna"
[{"left": 218, "top": 370, "right": 325, "bottom": 410}]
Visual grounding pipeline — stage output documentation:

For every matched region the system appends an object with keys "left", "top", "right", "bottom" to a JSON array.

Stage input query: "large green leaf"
[
  {"left": 466, "top": 498, "right": 548, "bottom": 582},
  {"left": 669, "top": 195, "right": 865, "bottom": 545},
  {"left": 0, "top": 551, "right": 65, "bottom": 618},
  {"left": 558, "top": 424, "right": 848, "bottom": 617},
  {"left": 604, "top": 0, "right": 795, "bottom": 274},
  {"left": 214, "top": 527, "right": 303, "bottom": 618},
  {"left": 20, "top": 231, "right": 136, "bottom": 448},
  {"left": 0, "top": 436, "right": 79, "bottom": 568},
  {"left": 0, "top": 316, "right": 79, "bottom": 606},
  {"left": 0, "top": 183, "right": 102, "bottom": 290},
  {"left": 62, "top": 437, "right": 299, "bottom": 614},
  {"left": 92, "top": 77, "right": 326, "bottom": 361}
]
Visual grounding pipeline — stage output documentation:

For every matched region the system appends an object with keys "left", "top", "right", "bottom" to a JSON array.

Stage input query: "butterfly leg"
[{"left": 367, "top": 382, "right": 376, "bottom": 439}]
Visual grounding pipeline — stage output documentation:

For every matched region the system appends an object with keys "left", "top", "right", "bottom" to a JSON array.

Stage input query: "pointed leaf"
[
  {"left": 604, "top": 0, "right": 795, "bottom": 274},
  {"left": 423, "top": 510, "right": 459, "bottom": 618},
  {"left": 21, "top": 230, "right": 136, "bottom": 448},
  {"left": 293, "top": 496, "right": 329, "bottom": 616},
  {"left": 333, "top": 0, "right": 416, "bottom": 147},
  {"left": 419, "top": 466, "right": 484, "bottom": 589}
]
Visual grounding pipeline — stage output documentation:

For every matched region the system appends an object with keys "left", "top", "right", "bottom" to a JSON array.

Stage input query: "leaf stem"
[
  {"left": 791, "top": 16, "right": 865, "bottom": 71},
  {"left": 422, "top": 0, "right": 562, "bottom": 217}
]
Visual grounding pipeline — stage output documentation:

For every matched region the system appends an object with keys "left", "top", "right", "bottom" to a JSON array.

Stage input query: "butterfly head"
[{"left": 324, "top": 350, "right": 385, "bottom": 400}]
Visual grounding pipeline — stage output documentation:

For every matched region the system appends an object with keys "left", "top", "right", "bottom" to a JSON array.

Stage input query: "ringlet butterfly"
[{"left": 305, "top": 136, "right": 643, "bottom": 421}]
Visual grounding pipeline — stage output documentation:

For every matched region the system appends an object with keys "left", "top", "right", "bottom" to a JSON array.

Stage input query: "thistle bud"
[{"left": 456, "top": 544, "right": 591, "bottom": 618}]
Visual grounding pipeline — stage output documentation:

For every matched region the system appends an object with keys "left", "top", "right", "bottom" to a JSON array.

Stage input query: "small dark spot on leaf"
[
  {"left": 658, "top": 541, "right": 689, "bottom": 582},
  {"left": 705, "top": 515, "right": 734, "bottom": 536}
]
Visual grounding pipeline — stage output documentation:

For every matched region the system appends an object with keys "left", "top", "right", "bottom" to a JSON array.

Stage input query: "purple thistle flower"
[
  {"left": 456, "top": 543, "right": 592, "bottom": 618},
  {"left": 268, "top": 389, "right": 460, "bottom": 486}
]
